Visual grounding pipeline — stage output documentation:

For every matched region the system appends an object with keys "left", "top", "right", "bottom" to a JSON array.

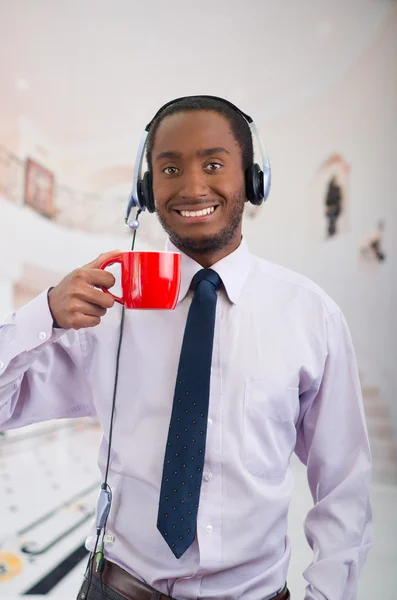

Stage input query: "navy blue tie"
[{"left": 157, "top": 268, "right": 221, "bottom": 558}]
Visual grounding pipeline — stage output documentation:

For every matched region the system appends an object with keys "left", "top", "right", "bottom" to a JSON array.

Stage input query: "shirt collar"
[{"left": 165, "top": 237, "right": 252, "bottom": 305}]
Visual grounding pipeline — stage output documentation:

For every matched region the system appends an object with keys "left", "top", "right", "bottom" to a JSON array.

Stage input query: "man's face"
[{"left": 151, "top": 110, "right": 246, "bottom": 258}]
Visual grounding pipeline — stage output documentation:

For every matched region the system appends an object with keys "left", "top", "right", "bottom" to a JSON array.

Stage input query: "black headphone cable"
[{"left": 83, "top": 208, "right": 142, "bottom": 599}]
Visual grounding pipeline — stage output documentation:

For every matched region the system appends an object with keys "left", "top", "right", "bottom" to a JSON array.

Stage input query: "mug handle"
[{"left": 99, "top": 255, "right": 124, "bottom": 305}]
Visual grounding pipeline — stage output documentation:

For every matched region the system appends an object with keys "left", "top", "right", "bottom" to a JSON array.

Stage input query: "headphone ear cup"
[
  {"left": 245, "top": 163, "right": 264, "bottom": 206},
  {"left": 139, "top": 171, "right": 156, "bottom": 213}
]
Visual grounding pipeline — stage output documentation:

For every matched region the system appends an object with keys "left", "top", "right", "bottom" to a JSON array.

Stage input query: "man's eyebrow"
[
  {"left": 155, "top": 147, "right": 231, "bottom": 162},
  {"left": 155, "top": 151, "right": 183, "bottom": 162},
  {"left": 196, "top": 147, "right": 231, "bottom": 157}
]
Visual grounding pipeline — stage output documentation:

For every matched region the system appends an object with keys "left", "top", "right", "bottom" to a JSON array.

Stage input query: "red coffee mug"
[{"left": 99, "top": 251, "right": 181, "bottom": 309}]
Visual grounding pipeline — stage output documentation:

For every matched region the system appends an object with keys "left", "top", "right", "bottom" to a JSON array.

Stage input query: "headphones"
[{"left": 125, "top": 95, "right": 271, "bottom": 224}]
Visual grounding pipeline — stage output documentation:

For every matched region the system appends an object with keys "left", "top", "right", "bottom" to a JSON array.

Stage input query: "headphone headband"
[{"left": 125, "top": 95, "right": 271, "bottom": 222}]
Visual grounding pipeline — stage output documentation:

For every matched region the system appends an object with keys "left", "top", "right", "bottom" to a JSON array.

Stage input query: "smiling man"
[{"left": 0, "top": 96, "right": 372, "bottom": 600}]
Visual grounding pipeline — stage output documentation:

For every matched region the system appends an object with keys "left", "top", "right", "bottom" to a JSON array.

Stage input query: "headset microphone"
[{"left": 127, "top": 217, "right": 140, "bottom": 231}]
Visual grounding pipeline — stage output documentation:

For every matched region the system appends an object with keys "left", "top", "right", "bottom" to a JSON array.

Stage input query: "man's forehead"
[
  {"left": 155, "top": 110, "right": 233, "bottom": 141},
  {"left": 152, "top": 110, "right": 238, "bottom": 149}
]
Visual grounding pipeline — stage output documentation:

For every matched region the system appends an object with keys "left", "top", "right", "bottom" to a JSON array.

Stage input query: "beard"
[{"left": 156, "top": 189, "right": 246, "bottom": 256}]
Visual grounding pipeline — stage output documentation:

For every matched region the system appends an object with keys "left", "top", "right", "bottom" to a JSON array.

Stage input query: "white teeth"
[{"left": 180, "top": 206, "right": 215, "bottom": 218}]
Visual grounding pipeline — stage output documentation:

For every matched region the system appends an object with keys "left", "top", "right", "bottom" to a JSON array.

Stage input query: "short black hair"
[{"left": 145, "top": 96, "right": 254, "bottom": 172}]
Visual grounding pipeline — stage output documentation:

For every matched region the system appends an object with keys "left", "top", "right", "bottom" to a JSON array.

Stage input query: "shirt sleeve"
[
  {"left": 0, "top": 290, "right": 95, "bottom": 430},
  {"left": 294, "top": 309, "right": 373, "bottom": 600}
]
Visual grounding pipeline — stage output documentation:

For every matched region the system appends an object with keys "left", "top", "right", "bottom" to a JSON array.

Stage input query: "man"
[{"left": 0, "top": 96, "right": 372, "bottom": 600}]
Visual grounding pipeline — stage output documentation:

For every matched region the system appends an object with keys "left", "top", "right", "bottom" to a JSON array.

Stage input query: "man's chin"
[
  {"left": 157, "top": 215, "right": 220, "bottom": 254},
  {"left": 169, "top": 232, "right": 222, "bottom": 255}
]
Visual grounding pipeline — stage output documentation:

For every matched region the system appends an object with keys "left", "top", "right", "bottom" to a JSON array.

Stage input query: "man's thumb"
[{"left": 84, "top": 250, "right": 122, "bottom": 269}]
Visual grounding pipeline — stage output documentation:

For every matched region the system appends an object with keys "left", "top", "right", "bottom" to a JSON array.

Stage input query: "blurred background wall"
[{"left": 0, "top": 0, "right": 396, "bottom": 472}]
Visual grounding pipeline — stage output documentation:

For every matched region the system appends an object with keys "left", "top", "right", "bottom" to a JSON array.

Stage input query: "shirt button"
[
  {"left": 204, "top": 472, "right": 213, "bottom": 482},
  {"left": 205, "top": 525, "right": 213, "bottom": 535},
  {"left": 0, "top": 361, "right": 4, "bottom": 370},
  {"left": 39, "top": 332, "right": 47, "bottom": 341},
  {"left": 207, "top": 418, "right": 213, "bottom": 426}
]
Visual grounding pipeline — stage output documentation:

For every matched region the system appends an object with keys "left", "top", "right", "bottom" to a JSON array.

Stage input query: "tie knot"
[{"left": 192, "top": 268, "right": 221, "bottom": 291}]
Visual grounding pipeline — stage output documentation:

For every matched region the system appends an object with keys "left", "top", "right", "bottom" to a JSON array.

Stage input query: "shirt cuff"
[{"left": 15, "top": 289, "right": 67, "bottom": 352}]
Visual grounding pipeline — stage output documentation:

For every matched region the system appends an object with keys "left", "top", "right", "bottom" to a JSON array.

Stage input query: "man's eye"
[
  {"left": 205, "top": 162, "right": 222, "bottom": 171},
  {"left": 163, "top": 166, "right": 179, "bottom": 175}
]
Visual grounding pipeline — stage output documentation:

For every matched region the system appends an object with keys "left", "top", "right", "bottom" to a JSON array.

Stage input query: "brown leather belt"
[{"left": 92, "top": 558, "right": 290, "bottom": 600}]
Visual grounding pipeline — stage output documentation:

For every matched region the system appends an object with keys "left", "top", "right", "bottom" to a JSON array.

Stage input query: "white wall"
[{"left": 244, "top": 9, "right": 397, "bottom": 425}]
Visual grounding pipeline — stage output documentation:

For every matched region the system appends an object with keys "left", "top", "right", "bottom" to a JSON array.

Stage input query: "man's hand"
[{"left": 48, "top": 250, "right": 121, "bottom": 330}]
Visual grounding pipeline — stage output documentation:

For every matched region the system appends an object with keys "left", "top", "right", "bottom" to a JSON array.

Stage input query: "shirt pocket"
[{"left": 244, "top": 379, "right": 298, "bottom": 480}]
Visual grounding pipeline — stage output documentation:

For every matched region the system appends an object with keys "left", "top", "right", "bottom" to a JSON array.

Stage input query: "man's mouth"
[{"left": 173, "top": 205, "right": 219, "bottom": 220}]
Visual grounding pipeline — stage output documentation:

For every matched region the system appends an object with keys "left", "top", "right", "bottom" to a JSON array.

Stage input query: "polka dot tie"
[{"left": 157, "top": 268, "right": 221, "bottom": 558}]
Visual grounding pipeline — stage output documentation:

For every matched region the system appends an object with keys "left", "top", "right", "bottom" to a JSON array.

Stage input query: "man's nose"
[{"left": 178, "top": 168, "right": 208, "bottom": 201}]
